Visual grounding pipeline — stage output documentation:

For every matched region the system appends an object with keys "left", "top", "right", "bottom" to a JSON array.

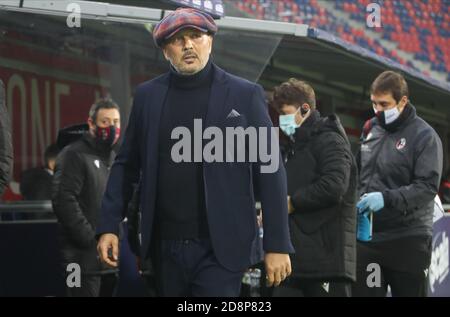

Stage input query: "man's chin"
[{"left": 178, "top": 65, "right": 202, "bottom": 75}]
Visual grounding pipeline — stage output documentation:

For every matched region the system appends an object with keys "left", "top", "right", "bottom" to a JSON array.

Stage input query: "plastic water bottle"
[
  {"left": 242, "top": 271, "right": 251, "bottom": 286},
  {"left": 357, "top": 212, "right": 373, "bottom": 242},
  {"left": 249, "top": 269, "right": 261, "bottom": 297}
]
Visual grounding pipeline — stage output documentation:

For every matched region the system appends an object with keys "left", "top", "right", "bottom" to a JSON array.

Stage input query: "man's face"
[
  {"left": 162, "top": 28, "right": 213, "bottom": 75},
  {"left": 48, "top": 159, "right": 56, "bottom": 172},
  {"left": 88, "top": 108, "right": 121, "bottom": 135},
  {"left": 281, "top": 104, "right": 310, "bottom": 126},
  {"left": 371, "top": 92, "right": 408, "bottom": 113}
]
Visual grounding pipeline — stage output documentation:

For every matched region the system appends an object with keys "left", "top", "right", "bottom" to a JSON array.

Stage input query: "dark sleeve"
[
  {"left": 126, "top": 182, "right": 141, "bottom": 256},
  {"left": 355, "top": 147, "right": 361, "bottom": 174},
  {"left": 0, "top": 80, "right": 13, "bottom": 196},
  {"left": 96, "top": 88, "right": 144, "bottom": 237},
  {"left": 248, "top": 84, "right": 294, "bottom": 254},
  {"left": 383, "top": 130, "right": 443, "bottom": 212},
  {"left": 20, "top": 169, "right": 36, "bottom": 200},
  {"left": 291, "top": 132, "right": 352, "bottom": 212},
  {"left": 252, "top": 163, "right": 261, "bottom": 203},
  {"left": 52, "top": 150, "right": 95, "bottom": 248}
]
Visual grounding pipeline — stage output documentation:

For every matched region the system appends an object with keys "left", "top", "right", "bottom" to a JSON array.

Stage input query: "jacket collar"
[
  {"left": 205, "top": 63, "right": 229, "bottom": 126},
  {"left": 378, "top": 103, "right": 416, "bottom": 133},
  {"left": 293, "top": 110, "right": 321, "bottom": 143},
  {"left": 82, "top": 133, "right": 114, "bottom": 159}
]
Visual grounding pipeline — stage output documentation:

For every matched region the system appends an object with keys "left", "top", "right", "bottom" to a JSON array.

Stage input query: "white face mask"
[{"left": 373, "top": 105, "right": 401, "bottom": 125}]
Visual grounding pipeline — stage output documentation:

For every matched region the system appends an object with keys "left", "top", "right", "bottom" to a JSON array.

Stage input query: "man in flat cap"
[{"left": 97, "top": 7, "right": 293, "bottom": 297}]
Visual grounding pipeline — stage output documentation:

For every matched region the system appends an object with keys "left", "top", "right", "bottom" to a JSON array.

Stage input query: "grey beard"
[{"left": 170, "top": 57, "right": 209, "bottom": 76}]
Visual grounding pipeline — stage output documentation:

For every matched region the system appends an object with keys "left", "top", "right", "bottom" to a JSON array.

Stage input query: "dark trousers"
[
  {"left": 352, "top": 235, "right": 431, "bottom": 297},
  {"left": 61, "top": 243, "right": 118, "bottom": 297},
  {"left": 272, "top": 278, "right": 352, "bottom": 297},
  {"left": 139, "top": 257, "right": 158, "bottom": 297},
  {"left": 65, "top": 273, "right": 118, "bottom": 297},
  {"left": 153, "top": 238, "right": 244, "bottom": 297}
]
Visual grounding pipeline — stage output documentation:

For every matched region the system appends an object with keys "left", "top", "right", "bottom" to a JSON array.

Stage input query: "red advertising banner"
[{"left": 0, "top": 40, "right": 111, "bottom": 183}]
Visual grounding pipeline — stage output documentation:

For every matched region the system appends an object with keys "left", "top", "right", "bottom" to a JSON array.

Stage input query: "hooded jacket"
[
  {"left": 282, "top": 111, "right": 357, "bottom": 281},
  {"left": 52, "top": 134, "right": 116, "bottom": 273}
]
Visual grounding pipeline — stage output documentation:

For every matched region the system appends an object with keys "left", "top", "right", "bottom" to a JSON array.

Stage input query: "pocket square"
[{"left": 226, "top": 109, "right": 241, "bottom": 119}]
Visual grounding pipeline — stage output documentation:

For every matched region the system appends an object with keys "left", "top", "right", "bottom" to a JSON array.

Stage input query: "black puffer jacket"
[
  {"left": 282, "top": 111, "right": 357, "bottom": 282},
  {"left": 0, "top": 80, "right": 13, "bottom": 197},
  {"left": 52, "top": 134, "right": 115, "bottom": 273}
]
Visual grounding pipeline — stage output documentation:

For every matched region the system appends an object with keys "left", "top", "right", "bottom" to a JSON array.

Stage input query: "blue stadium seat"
[{"left": 233, "top": 0, "right": 450, "bottom": 81}]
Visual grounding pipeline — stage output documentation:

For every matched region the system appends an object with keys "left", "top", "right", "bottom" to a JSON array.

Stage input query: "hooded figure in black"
[
  {"left": 272, "top": 79, "right": 357, "bottom": 297},
  {"left": 52, "top": 99, "right": 121, "bottom": 297}
]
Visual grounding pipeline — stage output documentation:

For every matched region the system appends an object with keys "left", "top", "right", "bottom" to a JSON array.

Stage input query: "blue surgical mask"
[{"left": 279, "top": 108, "right": 300, "bottom": 137}]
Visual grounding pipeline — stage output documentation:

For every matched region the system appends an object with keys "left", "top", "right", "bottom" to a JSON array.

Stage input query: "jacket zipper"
[
  {"left": 362, "top": 133, "right": 389, "bottom": 233},
  {"left": 363, "top": 134, "right": 388, "bottom": 194}
]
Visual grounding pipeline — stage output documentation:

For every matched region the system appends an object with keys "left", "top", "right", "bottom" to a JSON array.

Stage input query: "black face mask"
[{"left": 94, "top": 125, "right": 120, "bottom": 148}]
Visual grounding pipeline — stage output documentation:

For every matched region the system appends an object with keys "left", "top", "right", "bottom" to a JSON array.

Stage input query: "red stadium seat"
[{"left": 230, "top": 0, "right": 450, "bottom": 80}]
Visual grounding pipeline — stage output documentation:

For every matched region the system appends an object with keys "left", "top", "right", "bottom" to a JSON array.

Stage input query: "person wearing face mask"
[
  {"left": 353, "top": 71, "right": 443, "bottom": 297},
  {"left": 52, "top": 98, "right": 121, "bottom": 297},
  {"left": 96, "top": 8, "right": 293, "bottom": 297},
  {"left": 272, "top": 79, "right": 357, "bottom": 297}
]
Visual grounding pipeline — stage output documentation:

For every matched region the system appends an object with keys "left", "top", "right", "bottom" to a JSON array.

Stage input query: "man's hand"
[
  {"left": 97, "top": 233, "right": 119, "bottom": 268},
  {"left": 264, "top": 253, "right": 292, "bottom": 287},
  {"left": 357, "top": 192, "right": 384, "bottom": 215},
  {"left": 287, "top": 196, "right": 295, "bottom": 214}
]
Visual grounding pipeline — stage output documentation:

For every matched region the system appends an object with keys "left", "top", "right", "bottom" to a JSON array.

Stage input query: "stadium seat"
[{"left": 232, "top": 0, "right": 449, "bottom": 81}]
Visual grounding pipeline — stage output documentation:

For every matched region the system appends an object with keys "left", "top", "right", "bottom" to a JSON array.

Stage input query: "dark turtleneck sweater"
[{"left": 156, "top": 60, "right": 213, "bottom": 240}]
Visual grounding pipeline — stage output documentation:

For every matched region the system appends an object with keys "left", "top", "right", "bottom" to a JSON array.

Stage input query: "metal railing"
[
  {"left": 0, "top": 201, "right": 449, "bottom": 224},
  {"left": 0, "top": 200, "right": 56, "bottom": 224}
]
